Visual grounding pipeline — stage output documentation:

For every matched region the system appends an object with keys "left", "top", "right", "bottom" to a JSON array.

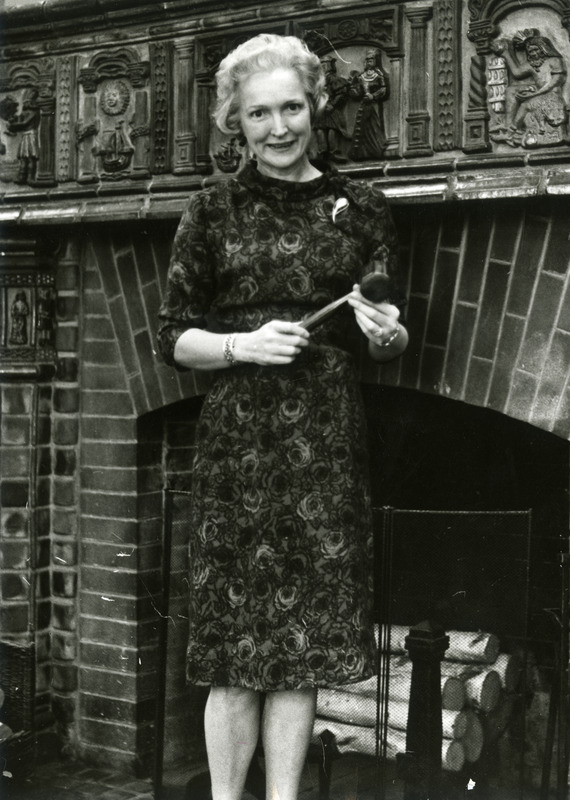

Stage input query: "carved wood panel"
[
  {"left": 0, "top": 237, "right": 57, "bottom": 372},
  {"left": 1, "top": 0, "right": 570, "bottom": 190},
  {"left": 466, "top": 0, "right": 570, "bottom": 151}
]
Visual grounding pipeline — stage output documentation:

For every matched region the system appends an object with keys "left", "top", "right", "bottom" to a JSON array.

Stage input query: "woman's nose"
[{"left": 270, "top": 113, "right": 287, "bottom": 136}]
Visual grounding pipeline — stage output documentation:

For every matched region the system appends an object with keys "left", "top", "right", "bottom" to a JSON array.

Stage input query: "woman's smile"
[{"left": 238, "top": 67, "right": 321, "bottom": 182}]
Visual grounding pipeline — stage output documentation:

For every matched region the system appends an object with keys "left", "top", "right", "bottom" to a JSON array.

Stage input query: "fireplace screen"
[{"left": 156, "top": 493, "right": 534, "bottom": 798}]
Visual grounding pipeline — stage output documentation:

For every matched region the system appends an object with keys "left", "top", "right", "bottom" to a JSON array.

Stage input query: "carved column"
[
  {"left": 173, "top": 41, "right": 197, "bottom": 175},
  {"left": 433, "top": 0, "right": 460, "bottom": 151},
  {"left": 35, "top": 70, "right": 57, "bottom": 187},
  {"left": 195, "top": 77, "right": 214, "bottom": 173},
  {"left": 404, "top": 7, "right": 434, "bottom": 158},
  {"left": 131, "top": 91, "right": 150, "bottom": 179},
  {"left": 150, "top": 41, "right": 171, "bottom": 174},
  {"left": 77, "top": 95, "right": 98, "bottom": 184},
  {"left": 385, "top": 56, "right": 402, "bottom": 158},
  {"left": 35, "top": 95, "right": 56, "bottom": 186},
  {"left": 463, "top": 53, "right": 492, "bottom": 152},
  {"left": 464, "top": 20, "right": 496, "bottom": 153},
  {"left": 57, "top": 56, "right": 77, "bottom": 183}
]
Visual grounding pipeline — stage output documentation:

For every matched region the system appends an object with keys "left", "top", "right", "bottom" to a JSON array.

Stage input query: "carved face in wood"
[{"left": 237, "top": 67, "right": 314, "bottom": 181}]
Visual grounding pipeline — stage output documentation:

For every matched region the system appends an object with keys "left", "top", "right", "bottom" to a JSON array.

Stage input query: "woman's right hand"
[{"left": 234, "top": 320, "right": 310, "bottom": 366}]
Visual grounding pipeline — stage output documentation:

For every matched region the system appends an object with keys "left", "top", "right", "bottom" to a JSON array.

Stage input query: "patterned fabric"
[{"left": 157, "top": 161, "right": 400, "bottom": 691}]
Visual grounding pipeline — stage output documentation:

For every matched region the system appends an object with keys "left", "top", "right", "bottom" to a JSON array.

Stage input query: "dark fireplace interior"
[
  {"left": 363, "top": 384, "right": 568, "bottom": 646},
  {"left": 149, "top": 383, "right": 569, "bottom": 795}
]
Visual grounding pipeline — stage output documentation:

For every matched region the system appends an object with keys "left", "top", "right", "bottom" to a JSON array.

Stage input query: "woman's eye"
[
  {"left": 287, "top": 103, "right": 302, "bottom": 112},
  {"left": 251, "top": 109, "right": 266, "bottom": 119}
]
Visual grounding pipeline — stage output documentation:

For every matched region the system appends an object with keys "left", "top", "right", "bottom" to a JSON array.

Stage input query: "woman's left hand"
[{"left": 347, "top": 283, "right": 408, "bottom": 360}]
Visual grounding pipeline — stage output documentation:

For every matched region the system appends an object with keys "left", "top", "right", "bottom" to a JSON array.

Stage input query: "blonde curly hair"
[{"left": 214, "top": 33, "right": 328, "bottom": 136}]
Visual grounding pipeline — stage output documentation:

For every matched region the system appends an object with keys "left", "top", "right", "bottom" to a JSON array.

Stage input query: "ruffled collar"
[{"left": 236, "top": 159, "right": 343, "bottom": 201}]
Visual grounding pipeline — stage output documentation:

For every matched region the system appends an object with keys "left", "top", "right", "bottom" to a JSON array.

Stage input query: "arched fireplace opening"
[{"left": 147, "top": 384, "right": 569, "bottom": 794}]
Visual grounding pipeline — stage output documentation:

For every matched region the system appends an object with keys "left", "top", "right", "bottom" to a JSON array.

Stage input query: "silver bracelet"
[
  {"left": 377, "top": 322, "right": 400, "bottom": 347},
  {"left": 223, "top": 333, "right": 238, "bottom": 365}
]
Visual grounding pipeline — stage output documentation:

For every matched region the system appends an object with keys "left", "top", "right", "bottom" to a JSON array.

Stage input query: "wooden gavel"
[{"left": 300, "top": 272, "right": 399, "bottom": 330}]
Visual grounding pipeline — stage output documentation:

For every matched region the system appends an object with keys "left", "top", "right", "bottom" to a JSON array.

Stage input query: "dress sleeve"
[
  {"left": 358, "top": 183, "right": 407, "bottom": 316},
  {"left": 358, "top": 184, "right": 399, "bottom": 277},
  {"left": 156, "top": 191, "right": 216, "bottom": 367}
]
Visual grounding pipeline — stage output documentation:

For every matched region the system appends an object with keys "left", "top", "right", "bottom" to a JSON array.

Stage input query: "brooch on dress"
[{"left": 332, "top": 197, "right": 349, "bottom": 224}]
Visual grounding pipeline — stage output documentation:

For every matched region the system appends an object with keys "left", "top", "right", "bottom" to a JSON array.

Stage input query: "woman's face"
[{"left": 238, "top": 67, "right": 313, "bottom": 181}]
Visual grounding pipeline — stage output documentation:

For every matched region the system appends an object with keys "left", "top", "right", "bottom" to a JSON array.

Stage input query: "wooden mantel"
[{"left": 3, "top": 0, "right": 570, "bottom": 220}]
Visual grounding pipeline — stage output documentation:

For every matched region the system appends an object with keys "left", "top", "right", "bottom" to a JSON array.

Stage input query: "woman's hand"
[
  {"left": 348, "top": 283, "right": 408, "bottom": 361},
  {"left": 234, "top": 320, "right": 310, "bottom": 366}
]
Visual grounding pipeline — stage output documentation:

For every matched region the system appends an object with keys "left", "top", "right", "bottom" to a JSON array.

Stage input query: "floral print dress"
[{"left": 157, "top": 161, "right": 400, "bottom": 691}]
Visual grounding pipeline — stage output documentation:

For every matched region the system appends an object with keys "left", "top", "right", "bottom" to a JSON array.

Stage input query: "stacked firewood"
[{"left": 312, "top": 626, "right": 523, "bottom": 773}]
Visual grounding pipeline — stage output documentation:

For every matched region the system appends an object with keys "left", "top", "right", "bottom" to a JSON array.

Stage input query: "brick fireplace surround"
[{"left": 0, "top": 0, "right": 569, "bottom": 790}]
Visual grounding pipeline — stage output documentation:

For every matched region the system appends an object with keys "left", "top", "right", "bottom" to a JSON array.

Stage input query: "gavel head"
[{"left": 359, "top": 272, "right": 395, "bottom": 304}]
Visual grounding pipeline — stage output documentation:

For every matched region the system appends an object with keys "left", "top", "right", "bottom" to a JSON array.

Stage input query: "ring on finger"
[{"left": 373, "top": 326, "right": 384, "bottom": 338}]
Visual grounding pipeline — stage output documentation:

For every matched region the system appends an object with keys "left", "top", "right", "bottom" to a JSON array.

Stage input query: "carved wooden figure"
[
  {"left": 9, "top": 291, "right": 30, "bottom": 346},
  {"left": 36, "top": 288, "right": 55, "bottom": 349},
  {"left": 314, "top": 55, "right": 350, "bottom": 163},
  {"left": 5, "top": 89, "right": 40, "bottom": 184},
  {"left": 489, "top": 28, "right": 569, "bottom": 148},
  {"left": 348, "top": 49, "right": 389, "bottom": 161}
]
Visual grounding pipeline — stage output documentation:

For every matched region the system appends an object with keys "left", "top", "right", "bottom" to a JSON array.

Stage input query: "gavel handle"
[
  {"left": 299, "top": 293, "right": 352, "bottom": 330},
  {"left": 300, "top": 286, "right": 396, "bottom": 330}
]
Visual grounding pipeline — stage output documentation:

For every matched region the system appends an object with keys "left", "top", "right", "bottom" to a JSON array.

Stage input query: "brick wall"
[
  {"left": 1, "top": 191, "right": 569, "bottom": 773},
  {"left": 77, "top": 237, "right": 161, "bottom": 770},
  {"left": 75, "top": 197, "right": 570, "bottom": 437},
  {"left": 49, "top": 238, "right": 82, "bottom": 745},
  {"left": 0, "top": 236, "right": 82, "bottom": 742},
  {"left": 71, "top": 195, "right": 568, "bottom": 771},
  {"left": 1, "top": 382, "right": 37, "bottom": 645},
  {"left": 361, "top": 196, "right": 570, "bottom": 437}
]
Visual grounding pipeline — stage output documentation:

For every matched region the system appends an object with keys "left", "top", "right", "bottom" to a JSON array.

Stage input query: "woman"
[{"left": 157, "top": 33, "right": 408, "bottom": 800}]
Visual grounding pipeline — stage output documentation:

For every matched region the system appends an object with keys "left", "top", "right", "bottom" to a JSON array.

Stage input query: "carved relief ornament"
[
  {"left": 78, "top": 49, "right": 150, "bottom": 93},
  {"left": 0, "top": 60, "right": 56, "bottom": 186},
  {"left": 468, "top": 0, "right": 570, "bottom": 52},
  {"left": 0, "top": 270, "right": 56, "bottom": 367},
  {"left": 465, "top": 0, "right": 570, "bottom": 152},
  {"left": 77, "top": 48, "right": 151, "bottom": 182}
]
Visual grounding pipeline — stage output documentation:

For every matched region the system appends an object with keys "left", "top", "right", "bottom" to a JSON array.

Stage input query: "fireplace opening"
[
  {"left": 363, "top": 384, "right": 569, "bottom": 668},
  {"left": 148, "top": 384, "right": 569, "bottom": 796}
]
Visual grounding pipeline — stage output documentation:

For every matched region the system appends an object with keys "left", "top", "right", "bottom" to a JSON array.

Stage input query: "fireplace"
[
  {"left": 0, "top": 190, "right": 569, "bottom": 792},
  {"left": 1, "top": 0, "right": 570, "bottom": 796},
  {"left": 150, "top": 381, "right": 568, "bottom": 795}
]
